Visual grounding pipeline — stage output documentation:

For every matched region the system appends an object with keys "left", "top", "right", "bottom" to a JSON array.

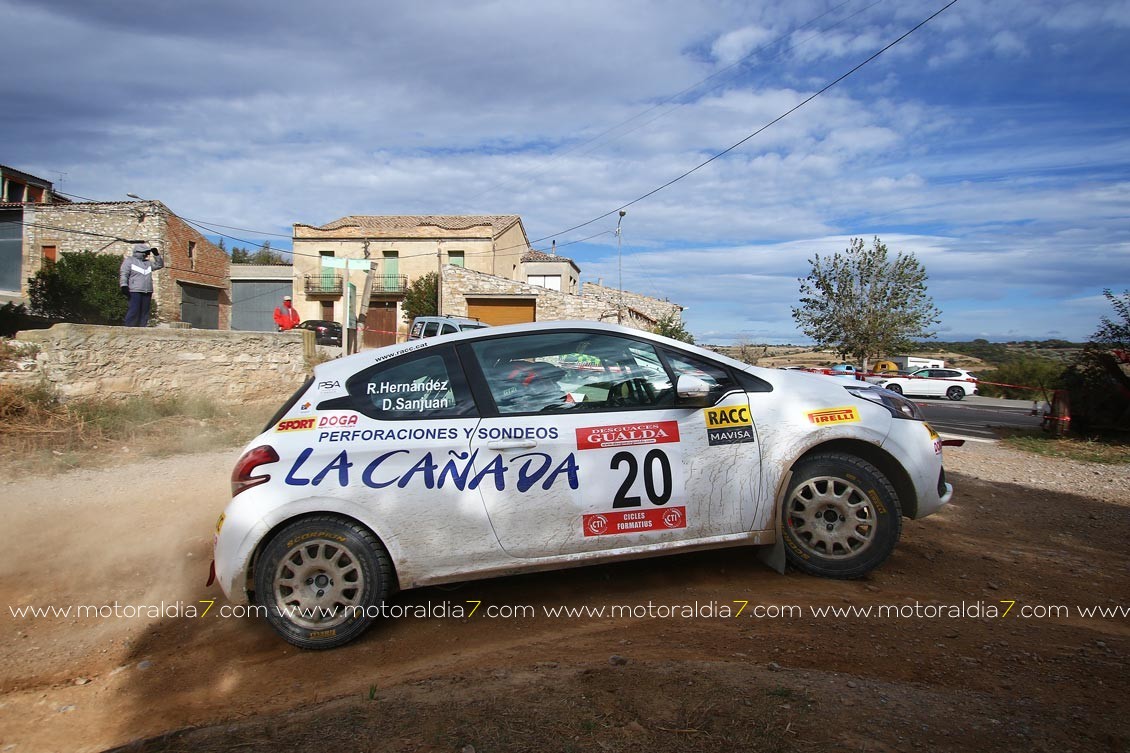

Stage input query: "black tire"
[
  {"left": 781, "top": 453, "right": 902, "bottom": 579},
  {"left": 885, "top": 383, "right": 903, "bottom": 395},
  {"left": 254, "top": 515, "right": 392, "bottom": 649},
  {"left": 946, "top": 386, "right": 965, "bottom": 401}
]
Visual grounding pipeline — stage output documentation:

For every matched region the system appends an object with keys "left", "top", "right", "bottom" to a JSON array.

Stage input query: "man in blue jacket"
[{"left": 119, "top": 243, "right": 165, "bottom": 327}]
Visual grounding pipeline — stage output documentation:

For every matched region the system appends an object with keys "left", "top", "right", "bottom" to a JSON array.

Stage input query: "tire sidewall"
[
  {"left": 781, "top": 453, "right": 902, "bottom": 579},
  {"left": 947, "top": 386, "right": 965, "bottom": 401},
  {"left": 254, "top": 516, "right": 389, "bottom": 649}
]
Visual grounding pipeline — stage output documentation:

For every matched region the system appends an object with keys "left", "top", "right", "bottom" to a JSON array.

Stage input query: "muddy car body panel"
[{"left": 213, "top": 321, "right": 953, "bottom": 647}]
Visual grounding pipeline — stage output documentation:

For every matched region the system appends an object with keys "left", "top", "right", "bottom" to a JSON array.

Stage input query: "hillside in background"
[{"left": 705, "top": 340, "right": 1082, "bottom": 371}]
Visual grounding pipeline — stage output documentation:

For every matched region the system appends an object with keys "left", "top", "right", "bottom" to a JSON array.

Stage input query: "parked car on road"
[
  {"left": 212, "top": 321, "right": 953, "bottom": 649},
  {"left": 873, "top": 368, "right": 979, "bottom": 401},
  {"left": 295, "top": 319, "right": 342, "bottom": 347},
  {"left": 408, "top": 315, "right": 488, "bottom": 340}
]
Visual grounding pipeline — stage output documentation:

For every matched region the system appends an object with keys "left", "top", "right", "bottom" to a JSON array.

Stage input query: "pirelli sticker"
[
  {"left": 703, "top": 404, "right": 755, "bottom": 446},
  {"left": 807, "top": 406, "right": 860, "bottom": 426}
]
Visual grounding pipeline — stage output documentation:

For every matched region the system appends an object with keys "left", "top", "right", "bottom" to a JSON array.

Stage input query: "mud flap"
[{"left": 757, "top": 470, "right": 791, "bottom": 574}]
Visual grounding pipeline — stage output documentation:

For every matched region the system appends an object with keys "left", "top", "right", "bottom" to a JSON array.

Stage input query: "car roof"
[{"left": 316, "top": 320, "right": 749, "bottom": 377}]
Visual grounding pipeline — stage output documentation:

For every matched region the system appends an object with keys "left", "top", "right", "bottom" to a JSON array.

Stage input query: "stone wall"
[
  {"left": 15, "top": 323, "right": 310, "bottom": 402},
  {"left": 442, "top": 265, "right": 681, "bottom": 330}
]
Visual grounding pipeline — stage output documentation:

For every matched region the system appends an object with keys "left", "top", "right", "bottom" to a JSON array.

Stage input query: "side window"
[
  {"left": 346, "top": 346, "right": 476, "bottom": 421},
  {"left": 423, "top": 321, "right": 441, "bottom": 338},
  {"left": 441, "top": 323, "right": 458, "bottom": 335},
  {"left": 468, "top": 332, "right": 673, "bottom": 415},
  {"left": 660, "top": 348, "right": 737, "bottom": 394}
]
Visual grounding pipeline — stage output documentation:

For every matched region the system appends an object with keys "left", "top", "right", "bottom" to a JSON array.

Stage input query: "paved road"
[{"left": 913, "top": 395, "right": 1043, "bottom": 441}]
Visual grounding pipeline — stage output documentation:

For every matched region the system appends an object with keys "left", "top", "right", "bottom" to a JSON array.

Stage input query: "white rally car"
[{"left": 213, "top": 321, "right": 952, "bottom": 648}]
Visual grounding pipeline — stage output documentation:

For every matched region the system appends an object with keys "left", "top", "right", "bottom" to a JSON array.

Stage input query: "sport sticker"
[
  {"left": 277, "top": 417, "right": 316, "bottom": 432},
  {"left": 806, "top": 406, "right": 860, "bottom": 426},
  {"left": 583, "top": 506, "right": 687, "bottom": 537},
  {"left": 703, "top": 404, "right": 755, "bottom": 446},
  {"left": 576, "top": 421, "right": 680, "bottom": 450}
]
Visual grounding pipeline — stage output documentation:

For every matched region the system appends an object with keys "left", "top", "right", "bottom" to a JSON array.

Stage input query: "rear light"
[{"left": 231, "top": 445, "right": 280, "bottom": 497}]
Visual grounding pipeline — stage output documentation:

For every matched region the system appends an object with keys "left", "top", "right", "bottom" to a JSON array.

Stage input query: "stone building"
[
  {"left": 0, "top": 164, "right": 69, "bottom": 303},
  {"left": 442, "top": 265, "right": 682, "bottom": 332},
  {"left": 291, "top": 214, "right": 536, "bottom": 346},
  {"left": 23, "top": 200, "right": 231, "bottom": 329}
]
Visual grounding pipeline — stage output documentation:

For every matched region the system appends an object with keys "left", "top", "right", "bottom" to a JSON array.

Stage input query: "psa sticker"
[
  {"left": 807, "top": 406, "right": 860, "bottom": 426},
  {"left": 704, "top": 405, "right": 755, "bottom": 446}
]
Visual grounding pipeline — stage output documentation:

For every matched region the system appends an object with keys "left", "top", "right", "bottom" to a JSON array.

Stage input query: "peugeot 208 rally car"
[{"left": 213, "top": 321, "right": 952, "bottom": 648}]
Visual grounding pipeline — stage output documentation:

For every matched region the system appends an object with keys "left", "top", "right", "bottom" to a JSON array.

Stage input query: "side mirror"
[{"left": 676, "top": 374, "right": 713, "bottom": 407}]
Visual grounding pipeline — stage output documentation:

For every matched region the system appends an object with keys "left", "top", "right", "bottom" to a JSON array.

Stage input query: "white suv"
[
  {"left": 408, "top": 315, "right": 488, "bottom": 340},
  {"left": 875, "top": 368, "right": 978, "bottom": 401}
]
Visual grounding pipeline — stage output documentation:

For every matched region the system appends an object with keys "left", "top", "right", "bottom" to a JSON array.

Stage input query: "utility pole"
[
  {"left": 436, "top": 241, "right": 444, "bottom": 316},
  {"left": 616, "top": 210, "right": 626, "bottom": 325}
]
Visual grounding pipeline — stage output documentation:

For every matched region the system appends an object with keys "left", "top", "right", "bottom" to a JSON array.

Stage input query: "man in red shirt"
[{"left": 273, "top": 295, "right": 300, "bottom": 331}]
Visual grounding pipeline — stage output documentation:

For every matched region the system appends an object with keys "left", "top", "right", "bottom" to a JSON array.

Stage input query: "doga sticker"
[
  {"left": 806, "top": 406, "right": 860, "bottom": 426},
  {"left": 703, "top": 404, "right": 755, "bottom": 446}
]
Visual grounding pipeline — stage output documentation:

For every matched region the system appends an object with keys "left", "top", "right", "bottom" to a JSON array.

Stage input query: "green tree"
[
  {"left": 651, "top": 309, "right": 694, "bottom": 344},
  {"left": 27, "top": 251, "right": 129, "bottom": 325},
  {"left": 402, "top": 272, "right": 438, "bottom": 324},
  {"left": 230, "top": 241, "right": 287, "bottom": 265},
  {"left": 792, "top": 236, "right": 941, "bottom": 369},
  {"left": 977, "top": 357, "right": 1065, "bottom": 399},
  {"left": 1062, "top": 289, "right": 1130, "bottom": 433}
]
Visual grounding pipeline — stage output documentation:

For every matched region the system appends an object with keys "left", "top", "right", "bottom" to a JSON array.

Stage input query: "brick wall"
[
  {"left": 15, "top": 324, "right": 309, "bottom": 401},
  {"left": 159, "top": 213, "right": 232, "bottom": 329}
]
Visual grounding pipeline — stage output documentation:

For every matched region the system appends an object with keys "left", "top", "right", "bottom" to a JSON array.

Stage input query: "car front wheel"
[
  {"left": 946, "top": 386, "right": 965, "bottom": 401},
  {"left": 254, "top": 515, "right": 392, "bottom": 649},
  {"left": 781, "top": 453, "right": 902, "bottom": 579},
  {"left": 885, "top": 383, "right": 903, "bottom": 395}
]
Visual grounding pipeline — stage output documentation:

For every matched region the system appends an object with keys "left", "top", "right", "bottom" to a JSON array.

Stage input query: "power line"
[
  {"left": 530, "top": 0, "right": 960, "bottom": 244},
  {"left": 463, "top": 0, "right": 871, "bottom": 207},
  {"left": 33, "top": 1, "right": 956, "bottom": 265}
]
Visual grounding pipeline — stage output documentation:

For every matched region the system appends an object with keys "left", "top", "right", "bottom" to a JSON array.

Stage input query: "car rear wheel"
[
  {"left": 885, "top": 383, "right": 903, "bottom": 395},
  {"left": 254, "top": 515, "right": 392, "bottom": 649},
  {"left": 781, "top": 453, "right": 902, "bottom": 579},
  {"left": 946, "top": 386, "right": 965, "bottom": 401}
]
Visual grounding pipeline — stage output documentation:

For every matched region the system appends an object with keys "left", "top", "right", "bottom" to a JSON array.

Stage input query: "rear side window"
[
  {"left": 345, "top": 346, "right": 476, "bottom": 420},
  {"left": 423, "top": 321, "right": 441, "bottom": 338}
]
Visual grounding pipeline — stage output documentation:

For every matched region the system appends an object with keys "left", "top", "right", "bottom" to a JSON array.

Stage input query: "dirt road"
[{"left": 1, "top": 442, "right": 1127, "bottom": 752}]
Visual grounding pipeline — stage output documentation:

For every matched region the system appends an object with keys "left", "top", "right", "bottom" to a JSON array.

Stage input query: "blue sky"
[{"left": 2, "top": 0, "right": 1127, "bottom": 343}]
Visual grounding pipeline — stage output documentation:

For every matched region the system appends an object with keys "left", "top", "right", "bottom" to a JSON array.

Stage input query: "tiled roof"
[
  {"left": 300, "top": 215, "right": 522, "bottom": 238},
  {"left": 521, "top": 248, "right": 575, "bottom": 263}
]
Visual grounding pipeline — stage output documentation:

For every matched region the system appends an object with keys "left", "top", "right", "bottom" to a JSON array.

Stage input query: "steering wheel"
[{"left": 608, "top": 377, "right": 655, "bottom": 407}]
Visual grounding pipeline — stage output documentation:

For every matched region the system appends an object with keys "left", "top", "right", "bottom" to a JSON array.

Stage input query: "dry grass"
[
  {"left": 0, "top": 383, "right": 277, "bottom": 474},
  {"left": 1000, "top": 428, "right": 1130, "bottom": 464}
]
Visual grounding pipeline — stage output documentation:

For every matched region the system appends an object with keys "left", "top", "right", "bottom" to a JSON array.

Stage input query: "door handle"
[{"left": 487, "top": 440, "right": 538, "bottom": 450}]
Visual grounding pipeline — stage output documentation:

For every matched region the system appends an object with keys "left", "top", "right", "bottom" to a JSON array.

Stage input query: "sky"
[{"left": 2, "top": 0, "right": 1128, "bottom": 344}]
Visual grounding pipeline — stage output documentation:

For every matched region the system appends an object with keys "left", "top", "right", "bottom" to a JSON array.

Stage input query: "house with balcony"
[{"left": 291, "top": 214, "right": 534, "bottom": 346}]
